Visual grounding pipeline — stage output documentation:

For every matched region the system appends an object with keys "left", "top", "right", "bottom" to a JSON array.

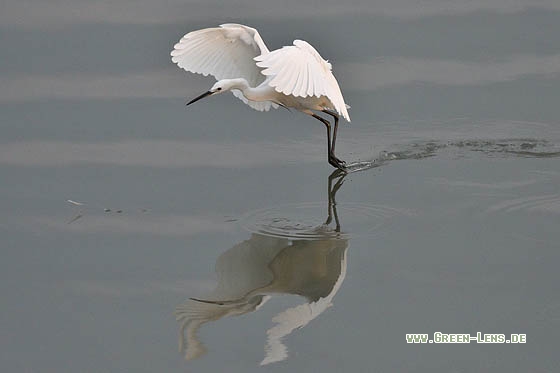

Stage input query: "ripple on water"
[
  {"left": 239, "top": 202, "right": 414, "bottom": 240},
  {"left": 485, "top": 194, "right": 560, "bottom": 215}
]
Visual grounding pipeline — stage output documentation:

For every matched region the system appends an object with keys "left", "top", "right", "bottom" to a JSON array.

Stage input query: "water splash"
[{"left": 343, "top": 138, "right": 560, "bottom": 173}]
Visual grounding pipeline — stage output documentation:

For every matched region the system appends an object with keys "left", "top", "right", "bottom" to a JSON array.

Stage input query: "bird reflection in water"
[{"left": 175, "top": 170, "right": 349, "bottom": 365}]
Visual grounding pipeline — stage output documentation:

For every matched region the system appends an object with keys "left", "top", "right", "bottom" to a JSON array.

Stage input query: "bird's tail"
[{"left": 345, "top": 104, "right": 351, "bottom": 123}]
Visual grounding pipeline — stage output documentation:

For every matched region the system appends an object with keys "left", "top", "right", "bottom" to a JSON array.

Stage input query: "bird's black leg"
[
  {"left": 312, "top": 114, "right": 346, "bottom": 170},
  {"left": 322, "top": 110, "right": 345, "bottom": 165}
]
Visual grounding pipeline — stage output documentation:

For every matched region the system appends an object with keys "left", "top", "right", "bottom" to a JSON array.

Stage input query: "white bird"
[{"left": 171, "top": 23, "right": 350, "bottom": 169}]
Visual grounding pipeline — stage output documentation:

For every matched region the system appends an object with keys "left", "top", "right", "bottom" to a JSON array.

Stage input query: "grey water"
[{"left": 1, "top": 1, "right": 560, "bottom": 372}]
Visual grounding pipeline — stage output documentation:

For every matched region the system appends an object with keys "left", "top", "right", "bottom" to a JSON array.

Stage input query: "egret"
[{"left": 171, "top": 23, "right": 350, "bottom": 170}]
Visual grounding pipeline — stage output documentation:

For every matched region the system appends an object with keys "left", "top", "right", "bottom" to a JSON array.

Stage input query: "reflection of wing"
[
  {"left": 266, "top": 237, "right": 348, "bottom": 301},
  {"left": 261, "top": 246, "right": 348, "bottom": 365},
  {"left": 210, "top": 234, "right": 289, "bottom": 300},
  {"left": 175, "top": 296, "right": 270, "bottom": 360},
  {"left": 176, "top": 229, "right": 349, "bottom": 364},
  {"left": 175, "top": 234, "right": 287, "bottom": 360}
]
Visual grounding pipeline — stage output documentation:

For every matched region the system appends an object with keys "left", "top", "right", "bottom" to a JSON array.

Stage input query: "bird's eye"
[{"left": 217, "top": 87, "right": 222, "bottom": 91}]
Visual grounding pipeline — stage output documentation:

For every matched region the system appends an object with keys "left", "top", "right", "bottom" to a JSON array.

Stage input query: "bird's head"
[{"left": 186, "top": 79, "right": 248, "bottom": 106}]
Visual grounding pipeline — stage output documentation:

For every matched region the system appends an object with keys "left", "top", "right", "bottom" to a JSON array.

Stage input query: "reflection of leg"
[{"left": 326, "top": 169, "right": 346, "bottom": 231}]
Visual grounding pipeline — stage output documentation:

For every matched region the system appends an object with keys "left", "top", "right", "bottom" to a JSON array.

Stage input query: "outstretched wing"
[
  {"left": 255, "top": 40, "right": 350, "bottom": 121},
  {"left": 171, "top": 24, "right": 268, "bottom": 86},
  {"left": 171, "top": 24, "right": 278, "bottom": 111}
]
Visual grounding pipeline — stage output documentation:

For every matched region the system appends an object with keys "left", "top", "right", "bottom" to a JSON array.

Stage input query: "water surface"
[{"left": 1, "top": 1, "right": 560, "bottom": 371}]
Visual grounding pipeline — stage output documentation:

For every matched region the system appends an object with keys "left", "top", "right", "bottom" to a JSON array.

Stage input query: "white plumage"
[
  {"left": 172, "top": 24, "right": 268, "bottom": 84},
  {"left": 255, "top": 40, "right": 349, "bottom": 120},
  {"left": 171, "top": 23, "right": 350, "bottom": 169}
]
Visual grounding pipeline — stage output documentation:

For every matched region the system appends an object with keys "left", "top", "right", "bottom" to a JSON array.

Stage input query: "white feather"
[
  {"left": 171, "top": 24, "right": 351, "bottom": 132},
  {"left": 171, "top": 24, "right": 270, "bottom": 110},
  {"left": 255, "top": 40, "right": 349, "bottom": 121}
]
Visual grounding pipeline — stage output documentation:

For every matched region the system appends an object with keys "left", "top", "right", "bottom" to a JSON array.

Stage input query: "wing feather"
[
  {"left": 255, "top": 40, "right": 350, "bottom": 121},
  {"left": 305, "top": 62, "right": 314, "bottom": 96},
  {"left": 171, "top": 24, "right": 272, "bottom": 110},
  {"left": 293, "top": 66, "right": 304, "bottom": 97}
]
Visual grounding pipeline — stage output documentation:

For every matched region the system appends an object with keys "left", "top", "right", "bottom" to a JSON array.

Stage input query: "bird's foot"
[
  {"left": 329, "top": 155, "right": 347, "bottom": 171},
  {"left": 333, "top": 155, "right": 346, "bottom": 165}
]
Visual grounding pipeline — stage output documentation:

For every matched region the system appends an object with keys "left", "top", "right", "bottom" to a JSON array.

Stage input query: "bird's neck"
[
  {"left": 225, "top": 78, "right": 262, "bottom": 101},
  {"left": 225, "top": 78, "right": 250, "bottom": 91}
]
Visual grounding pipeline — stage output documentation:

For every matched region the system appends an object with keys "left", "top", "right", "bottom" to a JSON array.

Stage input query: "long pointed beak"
[{"left": 186, "top": 90, "right": 213, "bottom": 106}]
